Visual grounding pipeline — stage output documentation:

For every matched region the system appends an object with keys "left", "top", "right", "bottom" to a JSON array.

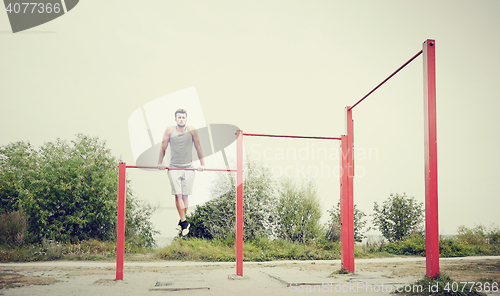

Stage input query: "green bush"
[
  {"left": 0, "top": 135, "right": 157, "bottom": 245},
  {"left": 187, "top": 157, "right": 326, "bottom": 245},
  {"left": 439, "top": 238, "right": 472, "bottom": 257},
  {"left": 449, "top": 224, "right": 500, "bottom": 256},
  {"left": 326, "top": 202, "right": 368, "bottom": 243},
  {"left": 488, "top": 225, "right": 500, "bottom": 245},
  {"left": 384, "top": 233, "right": 426, "bottom": 256},
  {"left": 276, "top": 178, "right": 323, "bottom": 244},
  {"left": 383, "top": 233, "right": 482, "bottom": 257},
  {"left": 125, "top": 196, "right": 159, "bottom": 248},
  {"left": 456, "top": 225, "right": 488, "bottom": 245},
  {"left": 185, "top": 210, "right": 210, "bottom": 240},
  {"left": 456, "top": 224, "right": 500, "bottom": 246},
  {"left": 373, "top": 193, "right": 424, "bottom": 242},
  {"left": 187, "top": 157, "right": 278, "bottom": 241}
]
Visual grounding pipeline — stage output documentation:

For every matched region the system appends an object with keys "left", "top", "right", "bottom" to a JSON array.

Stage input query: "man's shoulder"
[
  {"left": 164, "top": 126, "right": 175, "bottom": 135},
  {"left": 187, "top": 126, "right": 200, "bottom": 138}
]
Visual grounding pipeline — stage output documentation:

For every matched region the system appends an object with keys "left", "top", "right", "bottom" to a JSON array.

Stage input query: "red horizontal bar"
[
  {"left": 125, "top": 165, "right": 236, "bottom": 172},
  {"left": 243, "top": 133, "right": 341, "bottom": 140},
  {"left": 349, "top": 50, "right": 423, "bottom": 110}
]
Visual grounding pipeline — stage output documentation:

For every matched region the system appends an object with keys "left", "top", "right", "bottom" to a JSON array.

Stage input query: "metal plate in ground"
[{"left": 150, "top": 273, "right": 209, "bottom": 292}]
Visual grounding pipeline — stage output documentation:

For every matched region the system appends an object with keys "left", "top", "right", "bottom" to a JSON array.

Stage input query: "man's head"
[{"left": 175, "top": 109, "right": 187, "bottom": 128}]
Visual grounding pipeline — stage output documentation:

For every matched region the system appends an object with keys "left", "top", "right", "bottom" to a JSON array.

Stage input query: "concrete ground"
[{"left": 1, "top": 256, "right": 499, "bottom": 295}]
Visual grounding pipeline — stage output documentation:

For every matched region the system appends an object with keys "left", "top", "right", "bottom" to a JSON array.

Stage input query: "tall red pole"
[
  {"left": 423, "top": 39, "right": 439, "bottom": 277},
  {"left": 236, "top": 130, "right": 244, "bottom": 276},
  {"left": 340, "top": 135, "right": 350, "bottom": 271},
  {"left": 116, "top": 162, "right": 126, "bottom": 280},
  {"left": 346, "top": 107, "right": 355, "bottom": 273}
]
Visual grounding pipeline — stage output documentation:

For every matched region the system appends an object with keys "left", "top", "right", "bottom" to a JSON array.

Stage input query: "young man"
[{"left": 158, "top": 109, "right": 205, "bottom": 236}]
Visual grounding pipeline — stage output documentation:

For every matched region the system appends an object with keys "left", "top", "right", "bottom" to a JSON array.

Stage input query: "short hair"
[{"left": 174, "top": 109, "right": 187, "bottom": 118}]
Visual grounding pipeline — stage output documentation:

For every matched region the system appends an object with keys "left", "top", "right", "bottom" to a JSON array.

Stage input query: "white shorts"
[{"left": 167, "top": 167, "right": 195, "bottom": 195}]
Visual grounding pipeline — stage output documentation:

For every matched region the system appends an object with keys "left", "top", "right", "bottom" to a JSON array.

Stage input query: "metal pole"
[
  {"left": 340, "top": 135, "right": 349, "bottom": 271},
  {"left": 236, "top": 130, "right": 244, "bottom": 276},
  {"left": 349, "top": 50, "right": 423, "bottom": 110},
  {"left": 116, "top": 162, "right": 126, "bottom": 280},
  {"left": 243, "top": 133, "right": 341, "bottom": 140},
  {"left": 346, "top": 107, "right": 355, "bottom": 273},
  {"left": 423, "top": 39, "right": 439, "bottom": 278},
  {"left": 125, "top": 165, "right": 236, "bottom": 172}
]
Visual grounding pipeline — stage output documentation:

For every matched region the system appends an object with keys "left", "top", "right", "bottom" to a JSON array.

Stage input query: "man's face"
[{"left": 176, "top": 113, "right": 187, "bottom": 127}]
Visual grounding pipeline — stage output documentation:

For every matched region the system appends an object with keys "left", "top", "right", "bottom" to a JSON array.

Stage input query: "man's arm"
[
  {"left": 158, "top": 127, "right": 173, "bottom": 169},
  {"left": 189, "top": 126, "right": 205, "bottom": 171}
]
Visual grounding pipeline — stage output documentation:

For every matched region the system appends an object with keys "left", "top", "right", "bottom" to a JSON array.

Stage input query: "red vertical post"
[
  {"left": 340, "top": 135, "right": 350, "bottom": 271},
  {"left": 345, "top": 107, "right": 355, "bottom": 273},
  {"left": 423, "top": 39, "right": 439, "bottom": 277},
  {"left": 236, "top": 130, "right": 244, "bottom": 276},
  {"left": 116, "top": 162, "right": 126, "bottom": 280}
]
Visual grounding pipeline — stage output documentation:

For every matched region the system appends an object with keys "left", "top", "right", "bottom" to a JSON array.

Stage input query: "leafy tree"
[
  {"left": 326, "top": 202, "right": 368, "bottom": 243},
  {"left": 187, "top": 157, "right": 278, "bottom": 241},
  {"left": 276, "top": 178, "right": 322, "bottom": 244},
  {"left": 187, "top": 157, "right": 324, "bottom": 244},
  {"left": 0, "top": 134, "right": 157, "bottom": 246},
  {"left": 372, "top": 193, "right": 423, "bottom": 242}
]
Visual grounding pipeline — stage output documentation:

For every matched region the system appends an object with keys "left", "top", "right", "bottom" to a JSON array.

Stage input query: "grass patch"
[
  {"left": 156, "top": 237, "right": 341, "bottom": 262},
  {"left": 382, "top": 235, "right": 500, "bottom": 257},
  {"left": 1, "top": 234, "right": 499, "bottom": 264},
  {"left": 331, "top": 268, "right": 350, "bottom": 275},
  {"left": 395, "top": 273, "right": 485, "bottom": 295},
  {"left": 0, "top": 239, "right": 117, "bottom": 262}
]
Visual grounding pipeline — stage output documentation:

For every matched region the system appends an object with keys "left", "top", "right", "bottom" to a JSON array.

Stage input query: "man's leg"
[
  {"left": 182, "top": 195, "right": 189, "bottom": 216},
  {"left": 177, "top": 170, "right": 193, "bottom": 236},
  {"left": 175, "top": 194, "right": 191, "bottom": 235},
  {"left": 175, "top": 194, "right": 187, "bottom": 222},
  {"left": 169, "top": 169, "right": 184, "bottom": 222}
]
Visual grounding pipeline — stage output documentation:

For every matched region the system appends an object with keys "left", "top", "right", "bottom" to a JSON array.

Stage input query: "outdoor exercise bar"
[
  {"left": 115, "top": 163, "right": 237, "bottom": 280},
  {"left": 238, "top": 131, "right": 347, "bottom": 276},
  {"left": 124, "top": 165, "right": 237, "bottom": 172},
  {"left": 242, "top": 133, "right": 354, "bottom": 273},
  {"left": 116, "top": 38, "right": 438, "bottom": 280},
  {"left": 343, "top": 39, "right": 438, "bottom": 277},
  {"left": 243, "top": 133, "right": 341, "bottom": 140},
  {"left": 118, "top": 131, "right": 349, "bottom": 279}
]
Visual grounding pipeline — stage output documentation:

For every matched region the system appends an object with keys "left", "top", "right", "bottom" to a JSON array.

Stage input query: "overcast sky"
[{"left": 1, "top": 0, "right": 499, "bottom": 244}]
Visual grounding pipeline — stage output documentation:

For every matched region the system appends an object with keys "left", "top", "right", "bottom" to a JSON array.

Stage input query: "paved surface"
[{"left": 0, "top": 256, "right": 499, "bottom": 295}]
